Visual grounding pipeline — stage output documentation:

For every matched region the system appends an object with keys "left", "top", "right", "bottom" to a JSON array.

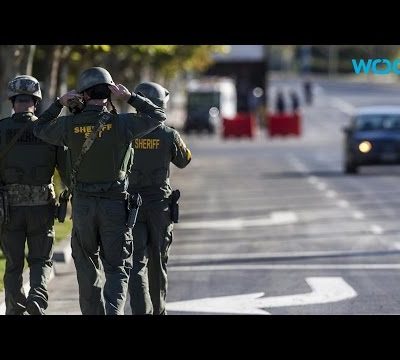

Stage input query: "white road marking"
[
  {"left": 330, "top": 97, "right": 356, "bottom": 116},
  {"left": 370, "top": 225, "right": 384, "bottom": 235},
  {"left": 307, "top": 176, "right": 319, "bottom": 185},
  {"left": 337, "top": 200, "right": 350, "bottom": 208},
  {"left": 316, "top": 182, "right": 327, "bottom": 191},
  {"left": 352, "top": 211, "right": 365, "bottom": 220},
  {"left": 176, "top": 211, "right": 298, "bottom": 230},
  {"left": 287, "top": 155, "right": 309, "bottom": 173},
  {"left": 325, "top": 190, "right": 337, "bottom": 198},
  {"left": 166, "top": 277, "right": 357, "bottom": 315},
  {"left": 169, "top": 264, "right": 400, "bottom": 271}
]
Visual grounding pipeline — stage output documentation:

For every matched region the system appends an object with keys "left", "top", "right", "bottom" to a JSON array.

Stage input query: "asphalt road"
[
  {"left": 162, "top": 78, "right": 400, "bottom": 315},
  {"left": 43, "top": 77, "right": 400, "bottom": 315}
]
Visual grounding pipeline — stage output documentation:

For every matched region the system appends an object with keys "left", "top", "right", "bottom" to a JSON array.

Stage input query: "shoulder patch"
[{"left": 174, "top": 131, "right": 186, "bottom": 149}]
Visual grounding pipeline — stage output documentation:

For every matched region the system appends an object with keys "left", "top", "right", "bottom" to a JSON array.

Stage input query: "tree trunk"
[
  {"left": 0, "top": 46, "right": 27, "bottom": 117},
  {"left": 23, "top": 45, "right": 36, "bottom": 75},
  {"left": 58, "top": 53, "right": 71, "bottom": 116},
  {"left": 42, "top": 45, "right": 63, "bottom": 110},
  {"left": 48, "top": 46, "right": 62, "bottom": 102}
]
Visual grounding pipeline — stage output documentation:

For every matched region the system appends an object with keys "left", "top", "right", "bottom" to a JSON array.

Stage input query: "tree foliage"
[{"left": 0, "top": 45, "right": 228, "bottom": 115}]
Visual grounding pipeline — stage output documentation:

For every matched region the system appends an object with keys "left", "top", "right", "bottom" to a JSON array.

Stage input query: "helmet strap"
[{"left": 108, "top": 97, "right": 118, "bottom": 114}]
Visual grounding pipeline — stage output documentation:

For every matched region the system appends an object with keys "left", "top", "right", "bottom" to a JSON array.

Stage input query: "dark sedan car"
[{"left": 343, "top": 106, "right": 400, "bottom": 174}]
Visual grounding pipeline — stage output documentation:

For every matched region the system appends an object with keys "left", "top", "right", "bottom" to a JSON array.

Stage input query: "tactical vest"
[
  {"left": 0, "top": 112, "right": 57, "bottom": 186},
  {"left": 129, "top": 125, "right": 174, "bottom": 204},
  {"left": 66, "top": 107, "right": 132, "bottom": 194}
]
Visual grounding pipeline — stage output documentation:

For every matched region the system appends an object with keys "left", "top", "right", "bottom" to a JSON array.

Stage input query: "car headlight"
[{"left": 359, "top": 141, "right": 372, "bottom": 153}]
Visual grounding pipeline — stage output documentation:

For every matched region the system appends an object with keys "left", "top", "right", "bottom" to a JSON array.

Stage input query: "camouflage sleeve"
[
  {"left": 33, "top": 101, "right": 68, "bottom": 146},
  {"left": 171, "top": 130, "right": 192, "bottom": 168},
  {"left": 55, "top": 145, "right": 71, "bottom": 189}
]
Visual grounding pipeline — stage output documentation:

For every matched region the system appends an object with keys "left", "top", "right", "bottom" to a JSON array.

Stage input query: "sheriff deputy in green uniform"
[
  {"left": 128, "top": 82, "right": 191, "bottom": 315},
  {"left": 33, "top": 68, "right": 166, "bottom": 315},
  {"left": 0, "top": 75, "right": 67, "bottom": 315}
]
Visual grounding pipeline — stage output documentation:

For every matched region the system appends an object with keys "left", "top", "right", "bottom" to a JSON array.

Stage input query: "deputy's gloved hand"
[
  {"left": 127, "top": 92, "right": 166, "bottom": 121},
  {"left": 109, "top": 84, "right": 131, "bottom": 102},
  {"left": 59, "top": 90, "right": 82, "bottom": 107}
]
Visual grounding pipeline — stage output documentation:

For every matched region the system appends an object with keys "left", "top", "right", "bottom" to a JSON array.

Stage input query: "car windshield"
[
  {"left": 187, "top": 92, "right": 220, "bottom": 112},
  {"left": 354, "top": 114, "right": 400, "bottom": 131}
]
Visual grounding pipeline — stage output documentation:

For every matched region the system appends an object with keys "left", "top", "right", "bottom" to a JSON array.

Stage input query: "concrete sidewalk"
[
  {"left": 46, "top": 260, "right": 81, "bottom": 315},
  {"left": 0, "top": 236, "right": 74, "bottom": 315},
  {"left": 45, "top": 261, "right": 135, "bottom": 315},
  {"left": 1, "top": 233, "right": 136, "bottom": 315}
]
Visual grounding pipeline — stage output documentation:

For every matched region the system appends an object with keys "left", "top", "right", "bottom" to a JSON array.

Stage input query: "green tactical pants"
[
  {"left": 71, "top": 194, "right": 133, "bottom": 315},
  {"left": 128, "top": 206, "right": 173, "bottom": 315},
  {"left": 0, "top": 204, "right": 54, "bottom": 315}
]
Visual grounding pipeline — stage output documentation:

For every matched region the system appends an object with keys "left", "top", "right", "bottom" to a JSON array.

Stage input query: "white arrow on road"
[
  {"left": 166, "top": 277, "right": 357, "bottom": 315},
  {"left": 176, "top": 211, "right": 298, "bottom": 230}
]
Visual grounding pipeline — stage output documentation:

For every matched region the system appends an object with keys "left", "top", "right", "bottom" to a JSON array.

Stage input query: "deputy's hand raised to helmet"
[
  {"left": 109, "top": 84, "right": 131, "bottom": 102},
  {"left": 59, "top": 90, "right": 82, "bottom": 107}
]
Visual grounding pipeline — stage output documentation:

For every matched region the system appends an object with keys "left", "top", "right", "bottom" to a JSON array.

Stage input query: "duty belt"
[{"left": 2, "top": 183, "right": 56, "bottom": 206}]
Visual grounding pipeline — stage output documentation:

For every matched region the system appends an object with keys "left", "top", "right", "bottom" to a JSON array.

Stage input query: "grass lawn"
[{"left": 54, "top": 218, "right": 72, "bottom": 243}]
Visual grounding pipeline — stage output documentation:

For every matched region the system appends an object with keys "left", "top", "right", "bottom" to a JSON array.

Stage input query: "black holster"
[
  {"left": 55, "top": 189, "right": 70, "bottom": 223},
  {"left": 0, "top": 188, "right": 10, "bottom": 227},
  {"left": 170, "top": 189, "right": 180, "bottom": 223},
  {"left": 127, "top": 193, "right": 142, "bottom": 229}
]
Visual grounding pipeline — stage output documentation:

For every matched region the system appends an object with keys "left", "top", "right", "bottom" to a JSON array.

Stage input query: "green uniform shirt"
[
  {"left": 128, "top": 124, "right": 191, "bottom": 207},
  {"left": 0, "top": 112, "right": 66, "bottom": 186},
  {"left": 33, "top": 95, "right": 166, "bottom": 199}
]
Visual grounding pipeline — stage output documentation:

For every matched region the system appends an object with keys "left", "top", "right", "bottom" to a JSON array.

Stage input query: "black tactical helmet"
[
  {"left": 77, "top": 67, "right": 114, "bottom": 93},
  {"left": 7, "top": 75, "right": 42, "bottom": 100},
  {"left": 134, "top": 82, "right": 169, "bottom": 109}
]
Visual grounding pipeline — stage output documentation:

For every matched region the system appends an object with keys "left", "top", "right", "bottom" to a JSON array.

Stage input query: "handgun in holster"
[
  {"left": 127, "top": 193, "right": 142, "bottom": 229},
  {"left": 170, "top": 189, "right": 180, "bottom": 223},
  {"left": 55, "top": 189, "right": 70, "bottom": 223}
]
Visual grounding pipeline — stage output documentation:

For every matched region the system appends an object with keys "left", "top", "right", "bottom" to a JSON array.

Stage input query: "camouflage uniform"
[
  {"left": 127, "top": 82, "right": 192, "bottom": 315},
  {"left": 33, "top": 68, "right": 166, "bottom": 315},
  {"left": 0, "top": 75, "right": 67, "bottom": 315}
]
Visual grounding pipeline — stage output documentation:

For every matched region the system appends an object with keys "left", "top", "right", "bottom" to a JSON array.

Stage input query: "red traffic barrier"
[
  {"left": 267, "top": 112, "right": 301, "bottom": 137},
  {"left": 222, "top": 113, "right": 256, "bottom": 138}
]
